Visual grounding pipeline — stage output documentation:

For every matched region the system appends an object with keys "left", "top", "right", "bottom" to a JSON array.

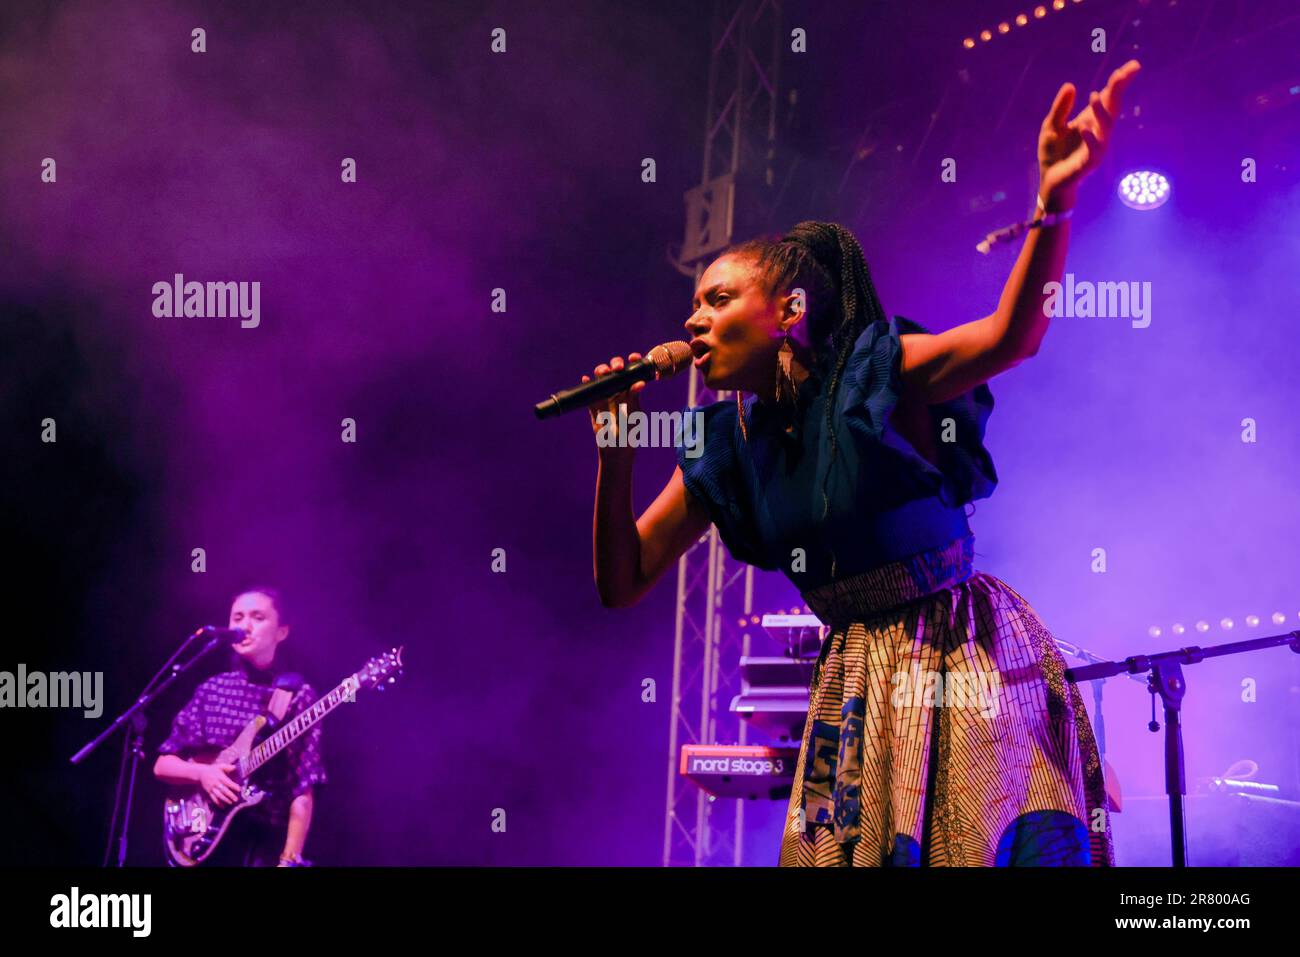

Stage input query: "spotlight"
[
  {"left": 1220, "top": 618, "right": 1234, "bottom": 631},
  {"left": 963, "top": 37, "right": 976, "bottom": 48},
  {"left": 1273, "top": 612, "right": 1287, "bottom": 625},
  {"left": 998, "top": 22, "right": 1011, "bottom": 33},
  {"left": 1034, "top": 5, "right": 1048, "bottom": 17},
  {"left": 1195, "top": 621, "right": 1209, "bottom": 633},
  {"left": 1245, "top": 615, "right": 1260, "bottom": 627},
  {"left": 980, "top": 29, "right": 993, "bottom": 41},
  {"left": 1016, "top": 14, "right": 1029, "bottom": 25},
  {"left": 1148, "top": 625, "right": 1162, "bottom": 638},
  {"left": 1172, "top": 624, "right": 1185, "bottom": 636},
  {"left": 1118, "top": 170, "right": 1170, "bottom": 210}
]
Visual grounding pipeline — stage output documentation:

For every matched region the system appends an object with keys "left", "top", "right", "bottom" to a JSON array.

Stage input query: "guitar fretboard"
[{"left": 241, "top": 676, "right": 360, "bottom": 776}]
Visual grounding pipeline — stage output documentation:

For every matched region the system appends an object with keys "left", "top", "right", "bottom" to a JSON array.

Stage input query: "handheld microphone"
[{"left": 534, "top": 341, "right": 693, "bottom": 419}]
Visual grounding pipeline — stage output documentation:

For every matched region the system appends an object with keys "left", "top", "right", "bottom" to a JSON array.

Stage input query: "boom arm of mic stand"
[
  {"left": 70, "top": 632, "right": 224, "bottom": 765},
  {"left": 1062, "top": 629, "right": 1300, "bottom": 867},
  {"left": 69, "top": 630, "right": 225, "bottom": 868}
]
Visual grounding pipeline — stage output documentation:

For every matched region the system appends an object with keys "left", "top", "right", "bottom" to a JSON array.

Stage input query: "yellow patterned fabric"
[{"left": 779, "top": 535, "right": 1115, "bottom": 867}]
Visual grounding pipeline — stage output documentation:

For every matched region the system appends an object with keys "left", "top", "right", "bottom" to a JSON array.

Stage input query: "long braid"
[{"left": 725, "top": 221, "right": 890, "bottom": 578}]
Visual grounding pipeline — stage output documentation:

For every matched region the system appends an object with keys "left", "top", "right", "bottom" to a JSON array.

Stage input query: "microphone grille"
[{"left": 647, "top": 341, "right": 693, "bottom": 378}]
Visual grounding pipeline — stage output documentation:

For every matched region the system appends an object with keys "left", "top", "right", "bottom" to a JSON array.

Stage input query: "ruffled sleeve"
[
  {"left": 836, "top": 315, "right": 998, "bottom": 509},
  {"left": 675, "top": 401, "right": 773, "bottom": 569}
]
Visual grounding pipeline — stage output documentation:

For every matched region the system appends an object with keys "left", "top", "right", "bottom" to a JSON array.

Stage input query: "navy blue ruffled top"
[{"left": 675, "top": 316, "right": 997, "bottom": 592}]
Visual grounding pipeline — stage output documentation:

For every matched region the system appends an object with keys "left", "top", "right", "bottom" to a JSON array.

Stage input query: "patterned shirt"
[{"left": 158, "top": 663, "right": 327, "bottom": 829}]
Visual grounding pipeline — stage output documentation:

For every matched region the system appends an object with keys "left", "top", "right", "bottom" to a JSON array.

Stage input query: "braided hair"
[{"left": 723, "top": 222, "right": 891, "bottom": 573}]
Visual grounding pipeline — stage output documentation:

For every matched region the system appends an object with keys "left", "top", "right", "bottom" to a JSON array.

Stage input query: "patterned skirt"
[{"left": 779, "top": 535, "right": 1115, "bottom": 867}]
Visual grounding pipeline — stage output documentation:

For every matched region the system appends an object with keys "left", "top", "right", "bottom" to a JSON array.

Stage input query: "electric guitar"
[{"left": 162, "top": 648, "right": 404, "bottom": 866}]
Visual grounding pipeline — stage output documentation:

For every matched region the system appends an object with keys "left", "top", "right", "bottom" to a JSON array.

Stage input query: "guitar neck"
[{"left": 243, "top": 675, "right": 359, "bottom": 776}]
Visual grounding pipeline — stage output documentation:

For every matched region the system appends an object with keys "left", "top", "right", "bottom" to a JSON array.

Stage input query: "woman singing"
[{"left": 587, "top": 61, "right": 1140, "bottom": 866}]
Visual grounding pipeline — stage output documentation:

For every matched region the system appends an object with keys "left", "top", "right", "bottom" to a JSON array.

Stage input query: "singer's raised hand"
[
  {"left": 1038, "top": 59, "right": 1140, "bottom": 210},
  {"left": 583, "top": 354, "right": 645, "bottom": 451}
]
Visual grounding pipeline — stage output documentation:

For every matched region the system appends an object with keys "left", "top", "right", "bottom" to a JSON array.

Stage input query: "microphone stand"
[
  {"left": 1065, "top": 628, "right": 1300, "bottom": 867},
  {"left": 70, "top": 627, "right": 227, "bottom": 867}
]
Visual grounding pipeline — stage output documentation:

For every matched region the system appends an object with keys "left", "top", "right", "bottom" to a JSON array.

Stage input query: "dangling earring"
[
  {"left": 736, "top": 390, "right": 749, "bottom": 443},
  {"left": 775, "top": 333, "right": 797, "bottom": 407}
]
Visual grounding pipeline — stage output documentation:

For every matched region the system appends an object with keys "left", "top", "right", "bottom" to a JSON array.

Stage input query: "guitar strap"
[
  {"left": 267, "top": 688, "right": 295, "bottom": 721},
  {"left": 268, "top": 671, "right": 305, "bottom": 723}
]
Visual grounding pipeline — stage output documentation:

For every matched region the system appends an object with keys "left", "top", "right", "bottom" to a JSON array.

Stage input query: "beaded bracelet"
[{"left": 976, "top": 195, "right": 1075, "bottom": 254}]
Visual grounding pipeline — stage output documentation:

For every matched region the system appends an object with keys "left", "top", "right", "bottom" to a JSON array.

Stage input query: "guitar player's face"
[{"left": 228, "top": 591, "right": 289, "bottom": 669}]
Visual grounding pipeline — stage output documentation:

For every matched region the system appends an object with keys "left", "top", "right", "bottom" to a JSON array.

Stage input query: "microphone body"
[
  {"left": 199, "top": 626, "right": 249, "bottom": 643},
  {"left": 535, "top": 341, "right": 693, "bottom": 419}
]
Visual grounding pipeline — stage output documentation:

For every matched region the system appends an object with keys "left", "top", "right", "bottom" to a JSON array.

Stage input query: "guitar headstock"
[{"left": 356, "top": 647, "right": 404, "bottom": 693}]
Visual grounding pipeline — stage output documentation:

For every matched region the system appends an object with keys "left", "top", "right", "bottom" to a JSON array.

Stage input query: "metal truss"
[{"left": 663, "top": 0, "right": 782, "bottom": 868}]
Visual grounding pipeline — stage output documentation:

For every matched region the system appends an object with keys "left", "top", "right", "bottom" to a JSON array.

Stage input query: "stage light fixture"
[
  {"left": 1118, "top": 170, "right": 1170, "bottom": 210},
  {"left": 963, "top": 0, "right": 1081, "bottom": 49}
]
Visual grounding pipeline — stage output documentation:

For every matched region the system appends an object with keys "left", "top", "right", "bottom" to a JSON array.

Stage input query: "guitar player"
[{"left": 152, "top": 587, "right": 327, "bottom": 866}]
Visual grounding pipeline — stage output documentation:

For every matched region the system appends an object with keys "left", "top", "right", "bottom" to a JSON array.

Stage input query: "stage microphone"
[
  {"left": 1206, "top": 777, "right": 1281, "bottom": 796},
  {"left": 198, "top": 626, "right": 249, "bottom": 643},
  {"left": 534, "top": 341, "right": 694, "bottom": 419}
]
